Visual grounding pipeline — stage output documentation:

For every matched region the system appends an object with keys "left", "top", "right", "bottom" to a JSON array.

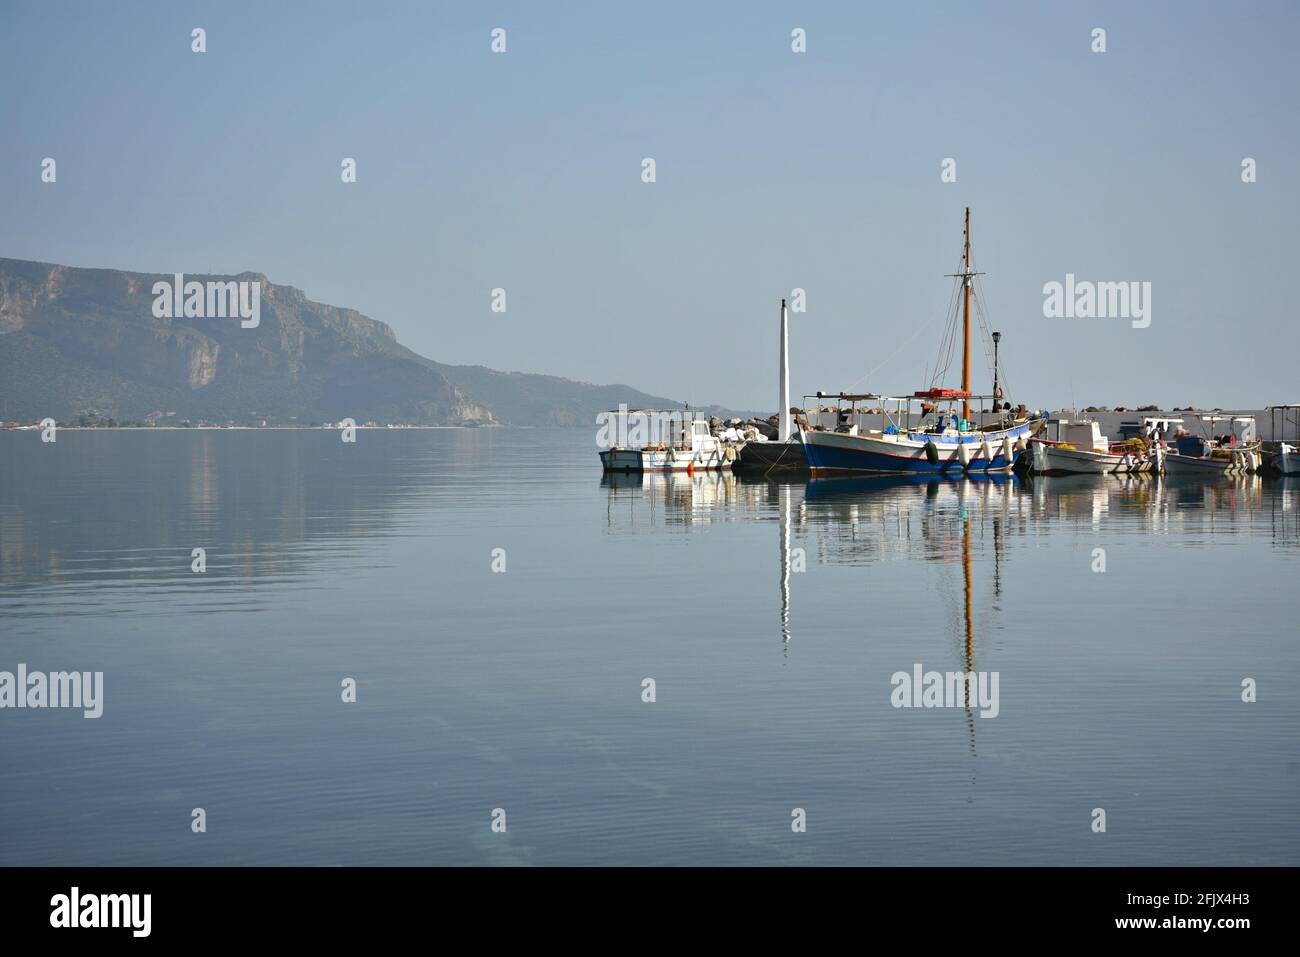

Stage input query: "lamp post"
[{"left": 991, "top": 331, "right": 1002, "bottom": 407}]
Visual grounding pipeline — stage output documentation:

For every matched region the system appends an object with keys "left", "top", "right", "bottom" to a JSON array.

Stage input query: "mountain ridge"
[{"left": 0, "top": 257, "right": 744, "bottom": 426}]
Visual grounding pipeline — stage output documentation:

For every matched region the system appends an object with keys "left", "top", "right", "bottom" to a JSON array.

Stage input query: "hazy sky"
[{"left": 3, "top": 1, "right": 1297, "bottom": 411}]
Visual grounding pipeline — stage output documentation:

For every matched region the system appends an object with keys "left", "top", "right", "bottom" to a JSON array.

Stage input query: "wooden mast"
[{"left": 962, "top": 207, "right": 972, "bottom": 424}]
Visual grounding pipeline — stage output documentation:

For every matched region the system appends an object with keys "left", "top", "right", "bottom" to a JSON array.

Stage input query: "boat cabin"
[{"left": 1048, "top": 419, "right": 1108, "bottom": 453}]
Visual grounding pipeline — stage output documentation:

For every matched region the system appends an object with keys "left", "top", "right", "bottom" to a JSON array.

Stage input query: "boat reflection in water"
[
  {"left": 599, "top": 469, "right": 740, "bottom": 529},
  {"left": 1273, "top": 477, "right": 1300, "bottom": 544},
  {"left": 1026, "top": 472, "right": 1270, "bottom": 538},
  {"left": 600, "top": 467, "right": 1296, "bottom": 627},
  {"left": 800, "top": 473, "right": 1020, "bottom": 754},
  {"left": 590, "top": 462, "right": 1300, "bottom": 850},
  {"left": 601, "top": 469, "right": 1026, "bottom": 744}
]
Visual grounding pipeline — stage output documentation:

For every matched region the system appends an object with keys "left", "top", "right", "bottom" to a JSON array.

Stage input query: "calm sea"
[{"left": 1, "top": 429, "right": 1297, "bottom": 865}]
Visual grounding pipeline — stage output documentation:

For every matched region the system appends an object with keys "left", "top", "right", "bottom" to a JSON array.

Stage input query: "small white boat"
[
  {"left": 1266, "top": 405, "right": 1300, "bottom": 475},
  {"left": 599, "top": 412, "right": 737, "bottom": 472},
  {"left": 1163, "top": 449, "right": 1259, "bottom": 476},
  {"left": 1030, "top": 443, "right": 1126, "bottom": 474},
  {"left": 1027, "top": 420, "right": 1146, "bottom": 475},
  {"left": 1163, "top": 414, "right": 1262, "bottom": 477},
  {"left": 1029, "top": 421, "right": 1164, "bottom": 475}
]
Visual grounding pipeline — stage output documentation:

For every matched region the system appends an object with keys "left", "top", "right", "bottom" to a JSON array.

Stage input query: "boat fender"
[
  {"left": 1003, "top": 436, "right": 1016, "bottom": 464},
  {"left": 957, "top": 442, "right": 971, "bottom": 469},
  {"left": 979, "top": 440, "right": 993, "bottom": 468},
  {"left": 924, "top": 441, "right": 939, "bottom": 466},
  {"left": 724, "top": 445, "right": 737, "bottom": 462}
]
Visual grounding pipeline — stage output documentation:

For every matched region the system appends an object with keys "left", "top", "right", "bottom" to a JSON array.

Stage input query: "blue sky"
[{"left": 2, "top": 1, "right": 1297, "bottom": 411}]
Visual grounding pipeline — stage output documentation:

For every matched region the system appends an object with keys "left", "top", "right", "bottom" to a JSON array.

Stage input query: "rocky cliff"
[{"left": 0, "top": 258, "right": 708, "bottom": 425}]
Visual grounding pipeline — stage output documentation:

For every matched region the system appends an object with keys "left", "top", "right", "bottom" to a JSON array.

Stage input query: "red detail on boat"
[{"left": 912, "top": 389, "right": 971, "bottom": 399}]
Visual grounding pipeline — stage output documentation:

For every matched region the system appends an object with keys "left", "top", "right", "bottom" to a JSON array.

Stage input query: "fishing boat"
[
  {"left": 598, "top": 409, "right": 738, "bottom": 472},
  {"left": 1027, "top": 419, "right": 1157, "bottom": 475},
  {"left": 1265, "top": 405, "right": 1300, "bottom": 475},
  {"left": 799, "top": 208, "right": 1042, "bottom": 476},
  {"left": 1162, "top": 414, "right": 1262, "bottom": 476}
]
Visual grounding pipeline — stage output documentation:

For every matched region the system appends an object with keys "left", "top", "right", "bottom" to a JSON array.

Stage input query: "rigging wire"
[
  {"left": 845, "top": 273, "right": 959, "bottom": 395},
  {"left": 927, "top": 253, "right": 967, "bottom": 389},
  {"left": 843, "top": 240, "right": 1013, "bottom": 406}
]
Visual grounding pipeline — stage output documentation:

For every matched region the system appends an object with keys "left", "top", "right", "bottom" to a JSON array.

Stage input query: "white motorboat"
[{"left": 599, "top": 411, "right": 738, "bottom": 472}]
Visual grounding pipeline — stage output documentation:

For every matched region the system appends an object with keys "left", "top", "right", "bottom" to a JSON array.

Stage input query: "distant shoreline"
[{"left": 0, "top": 424, "right": 515, "bottom": 431}]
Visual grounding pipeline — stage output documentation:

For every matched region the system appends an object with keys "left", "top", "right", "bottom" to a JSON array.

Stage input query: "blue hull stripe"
[{"left": 804, "top": 443, "right": 1021, "bottom": 474}]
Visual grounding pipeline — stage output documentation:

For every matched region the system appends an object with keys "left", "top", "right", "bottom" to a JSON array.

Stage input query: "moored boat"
[
  {"left": 1265, "top": 405, "right": 1300, "bottom": 475},
  {"left": 599, "top": 410, "right": 739, "bottom": 472},
  {"left": 800, "top": 392, "right": 1038, "bottom": 475},
  {"left": 1162, "top": 415, "right": 1262, "bottom": 477},
  {"left": 1162, "top": 448, "right": 1259, "bottom": 476},
  {"left": 798, "top": 208, "right": 1042, "bottom": 476},
  {"left": 1027, "top": 420, "right": 1156, "bottom": 475}
]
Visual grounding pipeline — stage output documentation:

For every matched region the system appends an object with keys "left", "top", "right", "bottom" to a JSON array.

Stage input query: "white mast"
[{"left": 778, "top": 297, "right": 792, "bottom": 442}]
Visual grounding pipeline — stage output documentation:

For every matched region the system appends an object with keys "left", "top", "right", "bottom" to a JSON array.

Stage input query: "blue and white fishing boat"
[{"left": 799, "top": 209, "right": 1043, "bottom": 476}]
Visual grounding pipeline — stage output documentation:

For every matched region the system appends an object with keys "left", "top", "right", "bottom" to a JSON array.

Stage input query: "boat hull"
[
  {"left": 800, "top": 423, "right": 1033, "bottom": 475},
  {"left": 1028, "top": 440, "right": 1131, "bottom": 475},
  {"left": 1163, "top": 452, "right": 1253, "bottom": 476},
  {"left": 599, "top": 447, "right": 733, "bottom": 472},
  {"left": 1273, "top": 449, "right": 1300, "bottom": 476},
  {"left": 733, "top": 439, "right": 807, "bottom": 472}
]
